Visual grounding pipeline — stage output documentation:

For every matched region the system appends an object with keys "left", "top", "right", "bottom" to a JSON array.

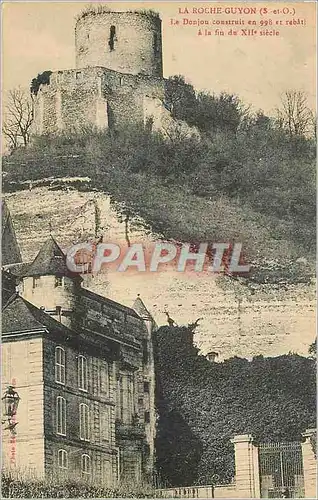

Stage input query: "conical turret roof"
[{"left": 22, "top": 236, "right": 80, "bottom": 279}]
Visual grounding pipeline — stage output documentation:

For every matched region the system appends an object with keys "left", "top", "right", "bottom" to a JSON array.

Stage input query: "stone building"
[
  {"left": 31, "top": 7, "right": 197, "bottom": 138},
  {"left": 2, "top": 211, "right": 157, "bottom": 485}
]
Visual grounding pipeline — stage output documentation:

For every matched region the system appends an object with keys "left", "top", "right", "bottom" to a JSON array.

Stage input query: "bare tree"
[
  {"left": 276, "top": 90, "right": 314, "bottom": 137},
  {"left": 2, "top": 87, "right": 34, "bottom": 151}
]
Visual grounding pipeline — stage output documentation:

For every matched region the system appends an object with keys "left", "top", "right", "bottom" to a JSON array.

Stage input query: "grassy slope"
[{"left": 3, "top": 130, "right": 315, "bottom": 285}]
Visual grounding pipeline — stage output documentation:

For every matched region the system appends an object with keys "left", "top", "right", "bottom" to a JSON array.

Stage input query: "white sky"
[{"left": 2, "top": 1, "right": 317, "bottom": 114}]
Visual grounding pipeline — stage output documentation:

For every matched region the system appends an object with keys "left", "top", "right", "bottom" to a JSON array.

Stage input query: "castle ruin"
[{"left": 31, "top": 8, "right": 196, "bottom": 137}]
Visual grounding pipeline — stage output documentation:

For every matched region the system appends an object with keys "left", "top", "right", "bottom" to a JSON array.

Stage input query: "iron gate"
[{"left": 258, "top": 442, "right": 304, "bottom": 498}]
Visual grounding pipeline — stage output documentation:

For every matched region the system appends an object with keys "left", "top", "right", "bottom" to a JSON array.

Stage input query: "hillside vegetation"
[
  {"left": 154, "top": 326, "right": 316, "bottom": 486},
  {"left": 3, "top": 81, "right": 316, "bottom": 286}
]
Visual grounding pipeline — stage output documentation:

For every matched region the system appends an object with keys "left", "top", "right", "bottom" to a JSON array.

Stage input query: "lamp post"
[{"left": 2, "top": 385, "right": 20, "bottom": 435}]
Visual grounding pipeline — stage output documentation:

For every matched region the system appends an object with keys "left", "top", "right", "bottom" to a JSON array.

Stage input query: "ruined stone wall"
[
  {"left": 32, "top": 68, "right": 107, "bottom": 135},
  {"left": 75, "top": 12, "right": 163, "bottom": 77},
  {"left": 32, "top": 67, "right": 165, "bottom": 135}
]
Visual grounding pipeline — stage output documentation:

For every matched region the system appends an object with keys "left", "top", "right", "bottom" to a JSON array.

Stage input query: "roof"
[
  {"left": 132, "top": 295, "right": 155, "bottom": 322},
  {"left": 2, "top": 294, "right": 72, "bottom": 336},
  {"left": 3, "top": 262, "right": 32, "bottom": 277},
  {"left": 2, "top": 270, "right": 18, "bottom": 308},
  {"left": 22, "top": 236, "right": 81, "bottom": 279},
  {"left": 1, "top": 200, "right": 22, "bottom": 265},
  {"left": 2, "top": 295, "right": 141, "bottom": 354},
  {"left": 81, "top": 288, "right": 141, "bottom": 319}
]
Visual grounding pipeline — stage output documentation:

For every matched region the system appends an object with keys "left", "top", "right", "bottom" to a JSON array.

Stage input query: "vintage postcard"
[{"left": 1, "top": 1, "right": 316, "bottom": 499}]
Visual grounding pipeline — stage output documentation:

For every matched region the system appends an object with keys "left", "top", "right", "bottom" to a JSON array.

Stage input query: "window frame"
[
  {"left": 81, "top": 454, "right": 91, "bottom": 475},
  {"left": 79, "top": 403, "right": 90, "bottom": 441},
  {"left": 55, "top": 276, "right": 64, "bottom": 287},
  {"left": 55, "top": 347, "right": 66, "bottom": 385},
  {"left": 57, "top": 449, "right": 68, "bottom": 469},
  {"left": 56, "top": 396, "right": 66, "bottom": 436},
  {"left": 100, "top": 405, "right": 111, "bottom": 443},
  {"left": 32, "top": 276, "right": 40, "bottom": 288},
  {"left": 99, "top": 360, "right": 109, "bottom": 397},
  {"left": 78, "top": 355, "right": 88, "bottom": 392}
]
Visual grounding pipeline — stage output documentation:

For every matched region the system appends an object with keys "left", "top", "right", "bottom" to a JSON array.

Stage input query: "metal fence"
[{"left": 258, "top": 441, "right": 304, "bottom": 498}]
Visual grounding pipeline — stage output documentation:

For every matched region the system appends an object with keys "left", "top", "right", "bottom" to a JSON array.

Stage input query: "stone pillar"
[
  {"left": 231, "top": 434, "right": 260, "bottom": 498},
  {"left": 302, "top": 429, "right": 317, "bottom": 499}
]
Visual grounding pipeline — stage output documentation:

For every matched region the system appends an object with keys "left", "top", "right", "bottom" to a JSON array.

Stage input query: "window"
[
  {"left": 142, "top": 339, "right": 149, "bottom": 364},
  {"left": 117, "top": 376, "right": 124, "bottom": 421},
  {"left": 76, "top": 71, "right": 82, "bottom": 80},
  {"left": 79, "top": 403, "right": 90, "bottom": 441},
  {"left": 55, "top": 276, "right": 63, "bottom": 287},
  {"left": 117, "top": 373, "right": 135, "bottom": 424},
  {"left": 58, "top": 449, "right": 68, "bottom": 469},
  {"left": 99, "top": 360, "right": 109, "bottom": 396},
  {"left": 100, "top": 406, "right": 110, "bottom": 442},
  {"left": 143, "top": 381, "right": 150, "bottom": 393},
  {"left": 127, "top": 374, "right": 135, "bottom": 424},
  {"left": 32, "top": 277, "right": 40, "bottom": 288},
  {"left": 144, "top": 411, "right": 150, "bottom": 423},
  {"left": 81, "top": 454, "right": 91, "bottom": 475},
  {"left": 102, "top": 459, "right": 112, "bottom": 485},
  {"left": 109, "top": 25, "right": 116, "bottom": 51},
  {"left": 56, "top": 397, "right": 66, "bottom": 436},
  {"left": 78, "top": 355, "right": 88, "bottom": 391},
  {"left": 55, "top": 347, "right": 65, "bottom": 384}
]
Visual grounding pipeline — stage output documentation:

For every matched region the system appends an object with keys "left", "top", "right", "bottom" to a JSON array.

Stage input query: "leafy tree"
[
  {"left": 154, "top": 326, "right": 316, "bottom": 486},
  {"left": 30, "top": 70, "right": 52, "bottom": 96}
]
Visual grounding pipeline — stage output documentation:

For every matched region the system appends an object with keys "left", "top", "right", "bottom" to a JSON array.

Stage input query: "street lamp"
[{"left": 2, "top": 385, "right": 20, "bottom": 434}]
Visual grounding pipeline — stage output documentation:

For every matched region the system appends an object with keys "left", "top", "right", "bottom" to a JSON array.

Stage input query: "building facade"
[{"left": 2, "top": 230, "right": 157, "bottom": 485}]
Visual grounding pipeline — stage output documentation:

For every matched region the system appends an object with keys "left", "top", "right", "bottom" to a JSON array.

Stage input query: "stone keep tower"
[
  {"left": 31, "top": 8, "right": 198, "bottom": 138},
  {"left": 75, "top": 11, "right": 163, "bottom": 77}
]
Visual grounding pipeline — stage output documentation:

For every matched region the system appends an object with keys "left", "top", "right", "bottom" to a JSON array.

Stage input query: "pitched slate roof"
[
  {"left": 132, "top": 295, "right": 154, "bottom": 322},
  {"left": 81, "top": 288, "right": 141, "bottom": 318},
  {"left": 2, "top": 270, "right": 18, "bottom": 308},
  {"left": 22, "top": 236, "right": 81, "bottom": 279},
  {"left": 2, "top": 294, "right": 72, "bottom": 336},
  {"left": 3, "top": 262, "right": 32, "bottom": 277},
  {"left": 132, "top": 295, "right": 157, "bottom": 330}
]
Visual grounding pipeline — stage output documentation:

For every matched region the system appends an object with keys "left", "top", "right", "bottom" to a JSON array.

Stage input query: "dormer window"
[
  {"left": 33, "top": 277, "right": 40, "bottom": 288},
  {"left": 55, "top": 276, "right": 63, "bottom": 287}
]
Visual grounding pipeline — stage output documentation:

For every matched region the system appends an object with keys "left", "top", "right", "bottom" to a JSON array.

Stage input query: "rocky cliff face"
[{"left": 5, "top": 185, "right": 315, "bottom": 361}]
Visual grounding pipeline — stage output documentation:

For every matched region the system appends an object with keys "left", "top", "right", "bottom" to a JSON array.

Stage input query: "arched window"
[
  {"left": 81, "top": 454, "right": 91, "bottom": 475},
  {"left": 78, "top": 355, "right": 88, "bottom": 391},
  {"left": 56, "top": 396, "right": 66, "bottom": 435},
  {"left": 79, "top": 403, "right": 90, "bottom": 441},
  {"left": 55, "top": 347, "right": 65, "bottom": 384},
  {"left": 58, "top": 449, "right": 68, "bottom": 469}
]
